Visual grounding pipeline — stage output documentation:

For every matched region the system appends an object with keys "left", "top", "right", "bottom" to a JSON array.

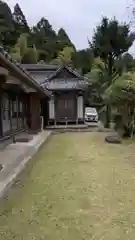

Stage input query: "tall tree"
[
  {"left": 121, "top": 53, "right": 134, "bottom": 71},
  {"left": 85, "top": 58, "right": 106, "bottom": 107},
  {"left": 0, "top": 0, "right": 15, "bottom": 48},
  {"left": 90, "top": 17, "right": 135, "bottom": 127},
  {"left": 114, "top": 53, "right": 134, "bottom": 76},
  {"left": 0, "top": 1, "right": 75, "bottom": 63},
  {"left": 104, "top": 72, "right": 135, "bottom": 137},
  {"left": 72, "top": 49, "right": 94, "bottom": 74},
  {"left": 32, "top": 17, "right": 57, "bottom": 61},
  {"left": 57, "top": 28, "right": 75, "bottom": 51},
  {"left": 13, "top": 3, "right": 29, "bottom": 39},
  {"left": 50, "top": 46, "right": 74, "bottom": 65}
]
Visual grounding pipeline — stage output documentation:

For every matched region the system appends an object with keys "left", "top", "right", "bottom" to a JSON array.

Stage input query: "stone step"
[{"left": 15, "top": 135, "right": 33, "bottom": 143}]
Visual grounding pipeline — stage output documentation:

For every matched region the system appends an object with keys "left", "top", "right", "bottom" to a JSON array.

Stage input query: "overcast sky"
[{"left": 5, "top": 0, "right": 135, "bottom": 53}]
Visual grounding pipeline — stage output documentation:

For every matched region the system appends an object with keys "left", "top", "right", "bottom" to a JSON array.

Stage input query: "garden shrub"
[{"left": 113, "top": 113, "right": 135, "bottom": 138}]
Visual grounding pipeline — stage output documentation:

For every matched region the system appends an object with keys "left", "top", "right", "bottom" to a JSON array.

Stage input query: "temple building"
[
  {"left": 22, "top": 64, "right": 87, "bottom": 125},
  {"left": 0, "top": 52, "right": 50, "bottom": 141}
]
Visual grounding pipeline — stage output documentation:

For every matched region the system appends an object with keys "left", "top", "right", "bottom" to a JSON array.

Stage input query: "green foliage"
[
  {"left": 31, "top": 20, "right": 75, "bottom": 62},
  {"left": 84, "top": 58, "right": 105, "bottom": 107},
  {"left": 115, "top": 53, "right": 134, "bottom": 75},
  {"left": 0, "top": 0, "right": 15, "bottom": 48},
  {"left": 13, "top": 3, "right": 29, "bottom": 39},
  {"left": 90, "top": 17, "right": 135, "bottom": 127},
  {"left": 50, "top": 46, "right": 74, "bottom": 66},
  {"left": 104, "top": 72, "right": 135, "bottom": 104},
  {"left": 86, "top": 58, "right": 108, "bottom": 91},
  {"left": 10, "top": 45, "right": 21, "bottom": 63},
  {"left": 72, "top": 49, "right": 94, "bottom": 74},
  {"left": 31, "top": 18, "right": 58, "bottom": 62},
  {"left": 104, "top": 71, "right": 135, "bottom": 138},
  {"left": 16, "top": 33, "right": 28, "bottom": 56},
  {"left": 121, "top": 53, "right": 134, "bottom": 71},
  {"left": 90, "top": 17, "right": 135, "bottom": 87},
  {"left": 90, "top": 17, "right": 135, "bottom": 61},
  {"left": 10, "top": 33, "right": 27, "bottom": 62},
  {"left": 57, "top": 46, "right": 74, "bottom": 65},
  {"left": 0, "top": 2, "right": 77, "bottom": 64},
  {"left": 21, "top": 46, "right": 38, "bottom": 64},
  {"left": 11, "top": 34, "right": 38, "bottom": 64},
  {"left": 57, "top": 28, "right": 75, "bottom": 51},
  {"left": 0, "top": 1, "right": 93, "bottom": 71}
]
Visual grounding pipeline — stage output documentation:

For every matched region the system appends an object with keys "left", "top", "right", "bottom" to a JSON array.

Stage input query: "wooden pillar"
[
  {"left": 0, "top": 75, "right": 6, "bottom": 137},
  {"left": 16, "top": 95, "right": 19, "bottom": 129},
  {"left": 21, "top": 93, "right": 29, "bottom": 129},
  {"left": 29, "top": 93, "right": 41, "bottom": 132},
  {"left": 0, "top": 88, "right": 3, "bottom": 136},
  {"left": 49, "top": 98, "right": 55, "bottom": 122},
  {"left": 9, "top": 96, "right": 13, "bottom": 134},
  {"left": 20, "top": 93, "right": 25, "bottom": 128},
  {"left": 77, "top": 94, "right": 84, "bottom": 123}
]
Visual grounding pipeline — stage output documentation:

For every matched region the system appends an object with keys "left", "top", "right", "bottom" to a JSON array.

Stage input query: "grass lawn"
[{"left": 0, "top": 132, "right": 135, "bottom": 239}]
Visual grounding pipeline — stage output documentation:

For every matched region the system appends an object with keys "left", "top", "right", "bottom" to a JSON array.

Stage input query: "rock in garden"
[
  {"left": 0, "top": 164, "right": 3, "bottom": 171},
  {"left": 105, "top": 135, "right": 122, "bottom": 144}
]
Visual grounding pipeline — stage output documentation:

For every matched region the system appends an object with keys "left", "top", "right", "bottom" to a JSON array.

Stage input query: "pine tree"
[
  {"left": 13, "top": 3, "right": 29, "bottom": 39},
  {"left": 57, "top": 28, "right": 75, "bottom": 51},
  {"left": 32, "top": 17, "right": 57, "bottom": 61},
  {"left": 90, "top": 17, "right": 135, "bottom": 127},
  {"left": 0, "top": 0, "right": 15, "bottom": 48}
]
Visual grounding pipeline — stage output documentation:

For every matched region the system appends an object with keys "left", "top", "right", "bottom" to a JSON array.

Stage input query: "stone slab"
[{"left": 0, "top": 131, "right": 52, "bottom": 199}]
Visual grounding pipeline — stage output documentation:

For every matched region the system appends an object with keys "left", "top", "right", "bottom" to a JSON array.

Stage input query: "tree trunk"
[
  {"left": 130, "top": 108, "right": 135, "bottom": 139},
  {"left": 105, "top": 55, "right": 113, "bottom": 129},
  {"left": 105, "top": 104, "right": 111, "bottom": 128}
]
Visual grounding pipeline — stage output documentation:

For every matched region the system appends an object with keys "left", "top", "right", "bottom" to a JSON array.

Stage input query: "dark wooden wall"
[
  {"left": 54, "top": 68, "right": 77, "bottom": 79},
  {"left": 55, "top": 92, "right": 77, "bottom": 122}
]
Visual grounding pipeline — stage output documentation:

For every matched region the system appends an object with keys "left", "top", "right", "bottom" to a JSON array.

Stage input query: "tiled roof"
[
  {"left": 43, "top": 78, "right": 87, "bottom": 90},
  {"left": 41, "top": 65, "right": 88, "bottom": 91},
  {"left": 21, "top": 64, "right": 59, "bottom": 71},
  {"left": 0, "top": 47, "right": 51, "bottom": 97},
  {"left": 34, "top": 71, "right": 55, "bottom": 80},
  {"left": 42, "top": 65, "right": 85, "bottom": 82}
]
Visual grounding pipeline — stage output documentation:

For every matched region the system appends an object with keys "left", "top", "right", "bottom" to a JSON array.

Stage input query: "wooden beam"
[
  {"left": 0, "top": 67, "right": 8, "bottom": 76},
  {"left": 9, "top": 97, "right": 13, "bottom": 135},
  {"left": 16, "top": 95, "right": 19, "bottom": 129}
]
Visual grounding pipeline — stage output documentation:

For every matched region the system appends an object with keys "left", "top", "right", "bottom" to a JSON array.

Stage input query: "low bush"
[{"left": 113, "top": 113, "right": 135, "bottom": 138}]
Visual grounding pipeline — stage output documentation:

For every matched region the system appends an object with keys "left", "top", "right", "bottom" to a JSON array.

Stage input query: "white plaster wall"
[
  {"left": 49, "top": 99, "right": 55, "bottom": 119},
  {"left": 77, "top": 96, "right": 84, "bottom": 119}
]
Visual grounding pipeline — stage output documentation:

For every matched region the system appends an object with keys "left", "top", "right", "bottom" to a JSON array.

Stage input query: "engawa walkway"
[{"left": 0, "top": 131, "right": 51, "bottom": 198}]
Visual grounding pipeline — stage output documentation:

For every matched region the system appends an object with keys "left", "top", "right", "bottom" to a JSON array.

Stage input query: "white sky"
[{"left": 4, "top": 0, "right": 135, "bottom": 54}]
